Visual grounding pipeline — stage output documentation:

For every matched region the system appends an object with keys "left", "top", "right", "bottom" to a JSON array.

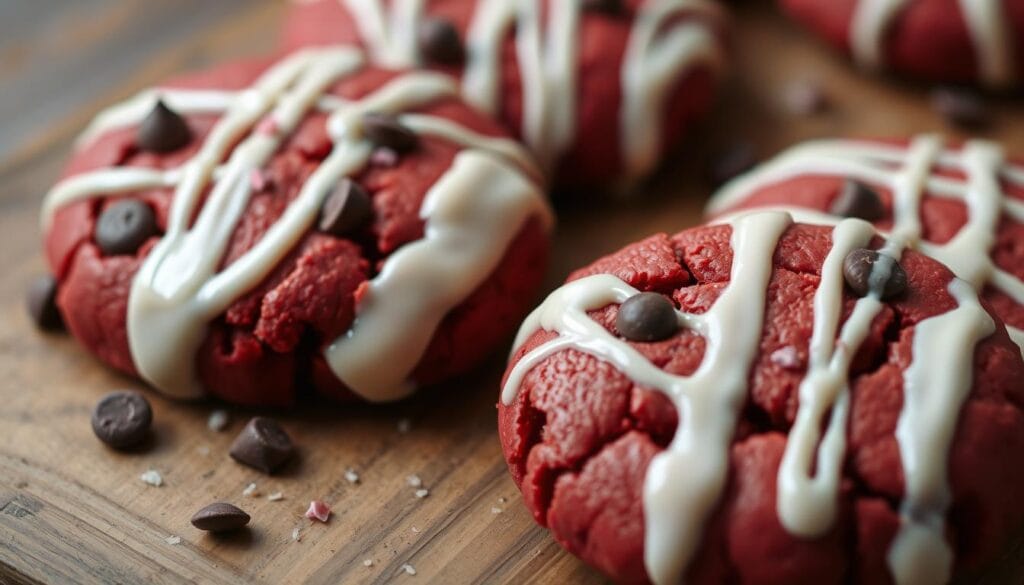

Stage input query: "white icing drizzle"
[
  {"left": 849, "top": 0, "right": 1017, "bottom": 87},
  {"left": 334, "top": 0, "right": 725, "bottom": 179},
  {"left": 504, "top": 211, "right": 794, "bottom": 585},
  {"left": 43, "top": 47, "right": 552, "bottom": 401},
  {"left": 709, "top": 135, "right": 1024, "bottom": 358}
]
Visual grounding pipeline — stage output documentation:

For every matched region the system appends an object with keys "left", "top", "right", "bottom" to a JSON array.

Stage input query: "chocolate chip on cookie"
[
  {"left": 843, "top": 248, "right": 907, "bottom": 299},
  {"left": 91, "top": 390, "right": 153, "bottom": 449},
  {"left": 27, "top": 275, "right": 64, "bottom": 331},
  {"left": 137, "top": 99, "right": 192, "bottom": 153},
  {"left": 419, "top": 18, "right": 465, "bottom": 65},
  {"left": 616, "top": 292, "right": 679, "bottom": 342},
  {"left": 362, "top": 113, "right": 419, "bottom": 154},
  {"left": 829, "top": 180, "right": 885, "bottom": 221},
  {"left": 319, "top": 179, "right": 373, "bottom": 237},
  {"left": 229, "top": 417, "right": 295, "bottom": 474},
  {"left": 95, "top": 200, "right": 159, "bottom": 256}
]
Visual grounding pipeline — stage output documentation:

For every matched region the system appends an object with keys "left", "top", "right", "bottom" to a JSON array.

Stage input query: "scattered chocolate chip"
[
  {"left": 782, "top": 80, "right": 829, "bottom": 116},
  {"left": 843, "top": 248, "right": 907, "bottom": 299},
  {"left": 931, "top": 87, "right": 990, "bottom": 131},
  {"left": 27, "top": 275, "right": 64, "bottom": 331},
  {"left": 91, "top": 391, "right": 153, "bottom": 449},
  {"left": 710, "top": 142, "right": 758, "bottom": 187},
  {"left": 191, "top": 502, "right": 250, "bottom": 533},
  {"left": 418, "top": 18, "right": 465, "bottom": 65},
  {"left": 229, "top": 417, "right": 295, "bottom": 474},
  {"left": 829, "top": 180, "right": 885, "bottom": 221},
  {"left": 95, "top": 200, "right": 159, "bottom": 256},
  {"left": 582, "top": 0, "right": 624, "bottom": 15},
  {"left": 318, "top": 179, "right": 374, "bottom": 237},
  {"left": 136, "top": 99, "right": 192, "bottom": 153},
  {"left": 362, "top": 113, "right": 419, "bottom": 154},
  {"left": 616, "top": 292, "right": 679, "bottom": 342}
]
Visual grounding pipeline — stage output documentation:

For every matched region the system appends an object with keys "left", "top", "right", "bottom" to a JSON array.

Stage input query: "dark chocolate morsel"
[
  {"left": 95, "top": 200, "right": 159, "bottom": 256},
  {"left": 318, "top": 179, "right": 374, "bottom": 237},
  {"left": 229, "top": 417, "right": 295, "bottom": 474},
  {"left": 361, "top": 113, "right": 419, "bottom": 154},
  {"left": 91, "top": 390, "right": 153, "bottom": 449},
  {"left": 191, "top": 502, "right": 251, "bottom": 533},
  {"left": 418, "top": 18, "right": 465, "bottom": 65},
  {"left": 931, "top": 87, "right": 990, "bottom": 131},
  {"left": 616, "top": 292, "right": 679, "bottom": 342},
  {"left": 829, "top": 180, "right": 885, "bottom": 221},
  {"left": 843, "top": 248, "right": 907, "bottom": 299},
  {"left": 582, "top": 0, "right": 624, "bottom": 15},
  {"left": 27, "top": 275, "right": 64, "bottom": 331},
  {"left": 136, "top": 99, "right": 192, "bottom": 153}
]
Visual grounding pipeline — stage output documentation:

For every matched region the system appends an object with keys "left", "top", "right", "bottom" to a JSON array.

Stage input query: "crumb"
[
  {"left": 397, "top": 418, "right": 411, "bottom": 434},
  {"left": 406, "top": 474, "right": 422, "bottom": 488},
  {"left": 165, "top": 535, "right": 181, "bottom": 545},
  {"left": 401, "top": 563, "right": 417, "bottom": 576},
  {"left": 305, "top": 500, "right": 332, "bottom": 523},
  {"left": 243, "top": 483, "right": 258, "bottom": 497},
  {"left": 196, "top": 445, "right": 211, "bottom": 457},
  {"left": 140, "top": 470, "right": 163, "bottom": 487},
  {"left": 491, "top": 507, "right": 502, "bottom": 514},
  {"left": 268, "top": 492, "right": 284, "bottom": 502},
  {"left": 363, "top": 559, "right": 374, "bottom": 567},
  {"left": 207, "top": 410, "right": 229, "bottom": 432},
  {"left": 498, "top": 497, "right": 507, "bottom": 504},
  {"left": 292, "top": 527, "right": 302, "bottom": 542},
  {"left": 414, "top": 489, "right": 429, "bottom": 499},
  {"left": 345, "top": 468, "right": 360, "bottom": 484},
  {"left": 411, "top": 526, "right": 420, "bottom": 534}
]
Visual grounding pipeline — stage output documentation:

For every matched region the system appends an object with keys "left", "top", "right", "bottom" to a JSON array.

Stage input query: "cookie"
[
  {"left": 42, "top": 48, "right": 553, "bottom": 406},
  {"left": 499, "top": 212, "right": 1024, "bottom": 583},
  {"left": 707, "top": 134, "right": 1024, "bottom": 355},
  {"left": 779, "top": 0, "right": 1024, "bottom": 87},
  {"left": 281, "top": 0, "right": 728, "bottom": 188}
]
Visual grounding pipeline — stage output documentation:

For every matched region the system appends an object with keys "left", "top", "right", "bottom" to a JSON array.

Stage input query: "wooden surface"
[{"left": 1, "top": 2, "right": 1023, "bottom": 584}]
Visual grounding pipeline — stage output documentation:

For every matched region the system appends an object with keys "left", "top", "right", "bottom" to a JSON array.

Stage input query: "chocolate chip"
[
  {"left": 931, "top": 87, "right": 990, "bottom": 131},
  {"left": 843, "top": 248, "right": 907, "bottom": 299},
  {"left": 91, "top": 391, "right": 153, "bottom": 449},
  {"left": 318, "top": 179, "right": 373, "bottom": 237},
  {"left": 95, "top": 200, "right": 159, "bottom": 256},
  {"left": 582, "top": 0, "right": 624, "bottom": 14},
  {"left": 418, "top": 18, "right": 465, "bottom": 65},
  {"left": 616, "top": 293, "right": 679, "bottom": 342},
  {"left": 710, "top": 142, "right": 758, "bottom": 187},
  {"left": 829, "top": 180, "right": 885, "bottom": 221},
  {"left": 191, "top": 502, "right": 250, "bottom": 533},
  {"left": 362, "top": 113, "right": 419, "bottom": 154},
  {"left": 229, "top": 417, "right": 295, "bottom": 474},
  {"left": 136, "top": 99, "right": 192, "bottom": 153},
  {"left": 27, "top": 275, "right": 63, "bottom": 331}
]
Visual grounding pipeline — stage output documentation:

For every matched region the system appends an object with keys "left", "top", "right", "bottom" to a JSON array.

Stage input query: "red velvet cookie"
[
  {"left": 498, "top": 212, "right": 1024, "bottom": 584},
  {"left": 42, "top": 48, "right": 553, "bottom": 406},
  {"left": 281, "top": 0, "right": 728, "bottom": 189},
  {"left": 779, "top": 0, "right": 1024, "bottom": 87},
  {"left": 707, "top": 135, "right": 1024, "bottom": 354}
]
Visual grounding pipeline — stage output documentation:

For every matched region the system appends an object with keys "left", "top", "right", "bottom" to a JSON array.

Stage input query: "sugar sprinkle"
[
  {"left": 305, "top": 500, "right": 332, "bottom": 523},
  {"left": 414, "top": 489, "right": 429, "bottom": 499},
  {"left": 363, "top": 559, "right": 374, "bottom": 567},
  {"left": 268, "top": 492, "right": 284, "bottom": 502}
]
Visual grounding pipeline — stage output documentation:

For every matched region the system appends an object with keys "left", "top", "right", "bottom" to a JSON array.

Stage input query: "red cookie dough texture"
[
  {"left": 498, "top": 215, "right": 1024, "bottom": 584},
  {"left": 43, "top": 50, "right": 552, "bottom": 406},
  {"left": 707, "top": 135, "right": 1024, "bottom": 354},
  {"left": 281, "top": 0, "right": 729, "bottom": 188},
  {"left": 779, "top": 0, "right": 1024, "bottom": 87}
]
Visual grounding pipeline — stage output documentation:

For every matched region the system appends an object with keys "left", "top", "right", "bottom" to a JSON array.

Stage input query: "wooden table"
[{"left": 1, "top": 2, "right": 1022, "bottom": 584}]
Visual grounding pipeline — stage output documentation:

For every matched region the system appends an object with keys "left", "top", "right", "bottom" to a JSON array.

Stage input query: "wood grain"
[{"left": 1, "top": 1, "right": 1022, "bottom": 584}]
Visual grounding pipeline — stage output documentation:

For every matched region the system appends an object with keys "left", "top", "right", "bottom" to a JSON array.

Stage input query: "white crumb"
[
  {"left": 165, "top": 535, "right": 181, "bottom": 545},
  {"left": 207, "top": 409, "right": 230, "bottom": 432},
  {"left": 363, "top": 559, "right": 374, "bottom": 567},
  {"left": 242, "top": 483, "right": 258, "bottom": 497},
  {"left": 397, "top": 418, "right": 411, "bottom": 434},
  {"left": 498, "top": 497, "right": 507, "bottom": 504},
  {"left": 411, "top": 526, "right": 420, "bottom": 534},
  {"left": 491, "top": 507, "right": 502, "bottom": 514},
  {"left": 292, "top": 527, "right": 302, "bottom": 542},
  {"left": 140, "top": 469, "right": 163, "bottom": 487},
  {"left": 414, "top": 489, "right": 429, "bottom": 499},
  {"left": 401, "top": 563, "right": 417, "bottom": 576},
  {"left": 345, "top": 468, "right": 360, "bottom": 484},
  {"left": 268, "top": 492, "right": 284, "bottom": 502},
  {"left": 406, "top": 474, "right": 422, "bottom": 488}
]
